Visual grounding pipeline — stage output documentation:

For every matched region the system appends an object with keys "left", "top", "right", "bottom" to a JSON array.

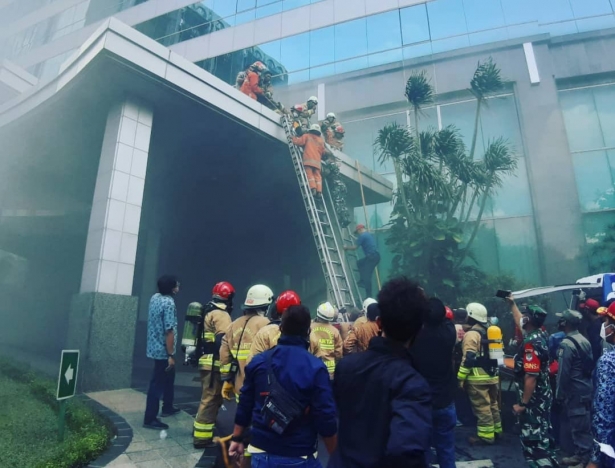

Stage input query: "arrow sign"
[
  {"left": 64, "top": 365, "right": 74, "bottom": 385},
  {"left": 57, "top": 350, "right": 79, "bottom": 401}
]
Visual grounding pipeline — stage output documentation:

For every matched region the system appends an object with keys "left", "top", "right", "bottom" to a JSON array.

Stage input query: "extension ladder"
[{"left": 281, "top": 116, "right": 359, "bottom": 309}]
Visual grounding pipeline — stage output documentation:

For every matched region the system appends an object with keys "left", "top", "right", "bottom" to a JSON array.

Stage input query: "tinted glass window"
[
  {"left": 400, "top": 5, "right": 430, "bottom": 45},
  {"left": 366, "top": 11, "right": 402, "bottom": 55},
  {"left": 427, "top": 0, "right": 467, "bottom": 40},
  {"left": 334, "top": 18, "right": 368, "bottom": 62}
]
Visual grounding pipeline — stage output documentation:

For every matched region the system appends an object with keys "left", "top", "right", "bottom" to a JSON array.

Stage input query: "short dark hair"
[
  {"left": 347, "top": 307, "right": 362, "bottom": 322},
  {"left": 366, "top": 303, "right": 380, "bottom": 321},
  {"left": 157, "top": 275, "right": 178, "bottom": 296},
  {"left": 281, "top": 305, "right": 311, "bottom": 337},
  {"left": 377, "top": 277, "right": 427, "bottom": 342},
  {"left": 453, "top": 308, "right": 467, "bottom": 323},
  {"left": 426, "top": 297, "right": 446, "bottom": 325}
]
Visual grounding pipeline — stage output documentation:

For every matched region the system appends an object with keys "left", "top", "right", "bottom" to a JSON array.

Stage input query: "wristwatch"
[
  {"left": 231, "top": 435, "right": 244, "bottom": 443},
  {"left": 167, "top": 354, "right": 174, "bottom": 358}
]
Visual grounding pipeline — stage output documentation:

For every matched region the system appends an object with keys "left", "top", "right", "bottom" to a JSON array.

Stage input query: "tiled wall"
[{"left": 81, "top": 97, "right": 153, "bottom": 295}]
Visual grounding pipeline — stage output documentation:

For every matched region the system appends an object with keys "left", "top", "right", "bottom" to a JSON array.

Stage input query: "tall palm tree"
[
  {"left": 469, "top": 58, "right": 504, "bottom": 160},
  {"left": 405, "top": 70, "right": 434, "bottom": 157},
  {"left": 374, "top": 123, "right": 413, "bottom": 225}
]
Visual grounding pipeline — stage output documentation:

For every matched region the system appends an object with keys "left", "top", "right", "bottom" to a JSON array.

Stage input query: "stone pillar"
[
  {"left": 515, "top": 42, "right": 588, "bottom": 284},
  {"left": 67, "top": 97, "right": 153, "bottom": 392}
]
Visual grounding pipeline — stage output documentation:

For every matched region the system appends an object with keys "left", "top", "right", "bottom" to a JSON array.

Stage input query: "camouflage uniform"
[
  {"left": 321, "top": 159, "right": 351, "bottom": 228},
  {"left": 514, "top": 329, "right": 559, "bottom": 468}
]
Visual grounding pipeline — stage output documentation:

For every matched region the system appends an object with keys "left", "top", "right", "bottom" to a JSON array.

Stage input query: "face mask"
[
  {"left": 557, "top": 319, "right": 566, "bottom": 331},
  {"left": 600, "top": 323, "right": 607, "bottom": 340},
  {"left": 519, "top": 316, "right": 529, "bottom": 330}
]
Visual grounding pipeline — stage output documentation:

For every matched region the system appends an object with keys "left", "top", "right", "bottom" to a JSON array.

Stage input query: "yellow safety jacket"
[
  {"left": 219, "top": 314, "right": 270, "bottom": 391},
  {"left": 310, "top": 321, "right": 343, "bottom": 378},
  {"left": 457, "top": 324, "right": 499, "bottom": 385},
  {"left": 246, "top": 322, "right": 320, "bottom": 365},
  {"left": 198, "top": 303, "right": 232, "bottom": 371}
]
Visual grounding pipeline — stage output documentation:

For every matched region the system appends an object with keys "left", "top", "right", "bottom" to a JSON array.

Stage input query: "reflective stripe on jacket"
[
  {"left": 292, "top": 133, "right": 326, "bottom": 170},
  {"left": 219, "top": 314, "right": 270, "bottom": 390},
  {"left": 457, "top": 325, "right": 498, "bottom": 384},
  {"left": 311, "top": 322, "right": 343, "bottom": 378},
  {"left": 247, "top": 322, "right": 320, "bottom": 365},
  {"left": 198, "top": 306, "right": 232, "bottom": 371}
]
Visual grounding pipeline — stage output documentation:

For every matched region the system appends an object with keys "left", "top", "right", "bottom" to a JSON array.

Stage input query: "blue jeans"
[
  {"left": 251, "top": 453, "right": 322, "bottom": 468},
  {"left": 143, "top": 359, "right": 175, "bottom": 423},
  {"left": 430, "top": 403, "right": 457, "bottom": 468}
]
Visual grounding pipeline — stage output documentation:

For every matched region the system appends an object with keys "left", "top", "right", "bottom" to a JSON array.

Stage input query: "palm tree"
[
  {"left": 374, "top": 123, "right": 413, "bottom": 225},
  {"left": 469, "top": 58, "right": 504, "bottom": 160},
  {"left": 405, "top": 70, "right": 434, "bottom": 157}
]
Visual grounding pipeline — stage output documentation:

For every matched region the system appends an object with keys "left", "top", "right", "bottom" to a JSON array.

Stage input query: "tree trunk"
[
  {"left": 469, "top": 97, "right": 482, "bottom": 161},
  {"left": 394, "top": 158, "right": 413, "bottom": 225},
  {"left": 451, "top": 184, "right": 468, "bottom": 221},
  {"left": 414, "top": 106, "right": 421, "bottom": 158},
  {"left": 457, "top": 187, "right": 490, "bottom": 267},
  {"left": 461, "top": 187, "right": 480, "bottom": 231}
]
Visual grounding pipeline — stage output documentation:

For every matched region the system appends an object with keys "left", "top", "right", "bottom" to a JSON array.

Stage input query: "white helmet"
[
  {"left": 317, "top": 302, "right": 336, "bottom": 321},
  {"left": 244, "top": 284, "right": 274, "bottom": 309},
  {"left": 326, "top": 112, "right": 336, "bottom": 120},
  {"left": 362, "top": 298, "right": 377, "bottom": 314},
  {"left": 309, "top": 124, "right": 321, "bottom": 135},
  {"left": 466, "top": 302, "right": 488, "bottom": 324},
  {"left": 307, "top": 96, "right": 318, "bottom": 105}
]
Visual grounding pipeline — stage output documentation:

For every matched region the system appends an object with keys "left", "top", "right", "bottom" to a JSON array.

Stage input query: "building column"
[
  {"left": 515, "top": 42, "right": 588, "bottom": 284},
  {"left": 67, "top": 97, "right": 153, "bottom": 392}
]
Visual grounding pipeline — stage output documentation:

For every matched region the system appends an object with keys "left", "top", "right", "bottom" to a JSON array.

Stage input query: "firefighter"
[
  {"left": 256, "top": 69, "right": 284, "bottom": 114},
  {"left": 240, "top": 61, "right": 266, "bottom": 100},
  {"left": 290, "top": 96, "right": 318, "bottom": 135},
  {"left": 192, "top": 282, "right": 234, "bottom": 449},
  {"left": 292, "top": 124, "right": 330, "bottom": 198},
  {"left": 354, "top": 298, "right": 376, "bottom": 327},
  {"left": 247, "top": 290, "right": 319, "bottom": 362},
  {"left": 457, "top": 302, "right": 502, "bottom": 445},
  {"left": 508, "top": 295, "right": 559, "bottom": 467},
  {"left": 219, "top": 285, "right": 272, "bottom": 402},
  {"left": 328, "top": 125, "right": 345, "bottom": 151},
  {"left": 320, "top": 112, "right": 338, "bottom": 137},
  {"left": 311, "top": 302, "right": 343, "bottom": 379},
  {"left": 343, "top": 301, "right": 380, "bottom": 355}
]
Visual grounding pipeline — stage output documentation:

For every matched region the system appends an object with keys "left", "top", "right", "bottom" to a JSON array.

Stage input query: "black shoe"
[
  {"left": 161, "top": 407, "right": 181, "bottom": 417},
  {"left": 143, "top": 419, "right": 169, "bottom": 430}
]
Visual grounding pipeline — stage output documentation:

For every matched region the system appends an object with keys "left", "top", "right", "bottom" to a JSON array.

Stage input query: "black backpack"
[{"left": 563, "top": 335, "right": 594, "bottom": 379}]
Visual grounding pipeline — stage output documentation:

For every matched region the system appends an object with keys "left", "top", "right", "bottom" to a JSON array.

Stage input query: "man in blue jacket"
[
  {"left": 328, "top": 277, "right": 432, "bottom": 468},
  {"left": 228, "top": 304, "right": 338, "bottom": 467}
]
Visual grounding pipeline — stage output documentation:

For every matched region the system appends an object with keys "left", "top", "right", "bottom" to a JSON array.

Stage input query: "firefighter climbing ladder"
[{"left": 281, "top": 116, "right": 359, "bottom": 309}]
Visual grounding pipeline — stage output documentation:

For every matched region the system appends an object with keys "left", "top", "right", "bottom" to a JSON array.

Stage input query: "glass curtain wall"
[
  {"left": 344, "top": 94, "right": 540, "bottom": 284},
  {"left": 559, "top": 83, "right": 615, "bottom": 269},
  {"left": 202, "top": 2, "right": 615, "bottom": 86}
]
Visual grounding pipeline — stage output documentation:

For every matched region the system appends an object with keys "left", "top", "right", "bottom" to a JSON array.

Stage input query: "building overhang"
[
  {"left": 0, "top": 18, "right": 392, "bottom": 206},
  {"left": 0, "top": 60, "right": 38, "bottom": 105}
]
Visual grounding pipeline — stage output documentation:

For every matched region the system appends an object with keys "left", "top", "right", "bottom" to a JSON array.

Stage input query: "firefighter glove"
[{"left": 222, "top": 381, "right": 236, "bottom": 400}]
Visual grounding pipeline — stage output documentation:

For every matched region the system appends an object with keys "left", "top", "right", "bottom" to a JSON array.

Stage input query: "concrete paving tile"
[
  {"left": 134, "top": 460, "right": 170, "bottom": 468},
  {"left": 106, "top": 454, "right": 134, "bottom": 466},
  {"left": 125, "top": 441, "right": 153, "bottom": 453},
  {"left": 127, "top": 449, "right": 165, "bottom": 463},
  {"left": 165, "top": 454, "right": 200, "bottom": 468},
  {"left": 104, "top": 464, "right": 138, "bottom": 468}
]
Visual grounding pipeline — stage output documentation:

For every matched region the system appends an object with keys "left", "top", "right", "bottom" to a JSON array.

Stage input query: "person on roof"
[
  {"left": 291, "top": 96, "right": 318, "bottom": 135},
  {"left": 240, "top": 61, "right": 266, "bottom": 100},
  {"left": 292, "top": 124, "right": 330, "bottom": 198},
  {"left": 327, "top": 125, "right": 345, "bottom": 151}
]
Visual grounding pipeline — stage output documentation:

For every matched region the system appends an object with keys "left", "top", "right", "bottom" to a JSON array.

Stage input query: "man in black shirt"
[
  {"left": 411, "top": 297, "right": 457, "bottom": 468},
  {"left": 328, "top": 277, "right": 432, "bottom": 468}
]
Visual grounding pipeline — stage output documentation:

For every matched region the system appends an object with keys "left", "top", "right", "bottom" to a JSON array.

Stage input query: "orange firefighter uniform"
[
  {"left": 219, "top": 314, "right": 270, "bottom": 398},
  {"left": 311, "top": 322, "right": 343, "bottom": 378},
  {"left": 343, "top": 320, "right": 380, "bottom": 355},
  {"left": 193, "top": 303, "right": 232, "bottom": 447},
  {"left": 246, "top": 322, "right": 320, "bottom": 364},
  {"left": 240, "top": 70, "right": 264, "bottom": 100},
  {"left": 292, "top": 132, "right": 327, "bottom": 194}
]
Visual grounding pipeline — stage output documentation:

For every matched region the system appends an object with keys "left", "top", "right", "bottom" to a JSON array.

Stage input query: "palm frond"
[
  {"left": 470, "top": 57, "right": 504, "bottom": 100},
  {"left": 405, "top": 70, "right": 434, "bottom": 109},
  {"left": 374, "top": 122, "right": 412, "bottom": 165}
]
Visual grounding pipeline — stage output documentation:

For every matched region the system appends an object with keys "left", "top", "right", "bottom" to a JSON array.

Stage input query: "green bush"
[{"left": 0, "top": 358, "right": 113, "bottom": 468}]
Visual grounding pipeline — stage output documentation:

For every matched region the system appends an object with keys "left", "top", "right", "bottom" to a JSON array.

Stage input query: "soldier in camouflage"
[
  {"left": 321, "top": 158, "right": 351, "bottom": 228},
  {"left": 507, "top": 295, "right": 559, "bottom": 468}
]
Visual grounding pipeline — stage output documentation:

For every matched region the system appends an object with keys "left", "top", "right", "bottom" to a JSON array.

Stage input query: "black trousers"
[
  {"left": 144, "top": 359, "right": 175, "bottom": 423},
  {"left": 357, "top": 252, "right": 380, "bottom": 297}
]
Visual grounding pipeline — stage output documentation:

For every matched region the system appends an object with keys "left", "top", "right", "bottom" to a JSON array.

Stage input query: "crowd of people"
[{"left": 141, "top": 273, "right": 615, "bottom": 468}]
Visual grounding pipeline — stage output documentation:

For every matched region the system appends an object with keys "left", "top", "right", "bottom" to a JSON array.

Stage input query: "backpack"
[{"left": 563, "top": 335, "right": 594, "bottom": 379}]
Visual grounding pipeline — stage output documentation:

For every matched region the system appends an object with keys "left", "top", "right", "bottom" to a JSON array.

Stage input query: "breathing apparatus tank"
[
  {"left": 487, "top": 324, "right": 504, "bottom": 366},
  {"left": 181, "top": 302, "right": 203, "bottom": 365}
]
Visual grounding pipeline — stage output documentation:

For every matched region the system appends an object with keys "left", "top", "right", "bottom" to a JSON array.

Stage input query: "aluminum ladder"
[{"left": 281, "top": 116, "right": 359, "bottom": 309}]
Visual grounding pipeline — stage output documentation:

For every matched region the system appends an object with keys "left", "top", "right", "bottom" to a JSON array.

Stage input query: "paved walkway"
[{"left": 88, "top": 388, "right": 202, "bottom": 468}]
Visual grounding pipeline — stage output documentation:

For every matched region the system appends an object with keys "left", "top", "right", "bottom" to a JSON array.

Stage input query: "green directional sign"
[{"left": 57, "top": 350, "right": 79, "bottom": 401}]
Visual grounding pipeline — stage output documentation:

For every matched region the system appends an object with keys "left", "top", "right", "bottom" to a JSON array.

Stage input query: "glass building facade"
[{"left": 2, "top": 0, "right": 615, "bottom": 288}]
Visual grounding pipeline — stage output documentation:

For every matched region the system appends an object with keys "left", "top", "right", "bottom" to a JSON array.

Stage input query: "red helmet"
[
  {"left": 276, "top": 290, "right": 301, "bottom": 314},
  {"left": 212, "top": 282, "right": 235, "bottom": 301},
  {"left": 335, "top": 125, "right": 345, "bottom": 135},
  {"left": 354, "top": 224, "right": 365, "bottom": 233},
  {"left": 445, "top": 306, "right": 454, "bottom": 321}
]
